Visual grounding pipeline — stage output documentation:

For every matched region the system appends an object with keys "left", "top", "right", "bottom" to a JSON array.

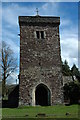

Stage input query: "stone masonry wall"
[{"left": 19, "top": 16, "right": 63, "bottom": 106}]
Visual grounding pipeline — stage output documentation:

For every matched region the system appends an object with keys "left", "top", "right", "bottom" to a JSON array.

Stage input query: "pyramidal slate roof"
[{"left": 19, "top": 15, "right": 60, "bottom": 25}]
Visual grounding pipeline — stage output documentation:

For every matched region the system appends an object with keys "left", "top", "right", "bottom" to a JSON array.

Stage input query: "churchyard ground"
[{"left": 2, "top": 104, "right": 80, "bottom": 120}]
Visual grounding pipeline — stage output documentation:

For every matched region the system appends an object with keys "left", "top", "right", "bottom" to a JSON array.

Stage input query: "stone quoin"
[{"left": 19, "top": 15, "right": 63, "bottom": 106}]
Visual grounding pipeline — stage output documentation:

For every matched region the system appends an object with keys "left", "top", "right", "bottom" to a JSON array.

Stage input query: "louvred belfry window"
[{"left": 36, "top": 31, "right": 45, "bottom": 39}]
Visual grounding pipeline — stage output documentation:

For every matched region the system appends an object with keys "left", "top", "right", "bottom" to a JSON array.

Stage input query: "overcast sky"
[{"left": 1, "top": 2, "right": 78, "bottom": 84}]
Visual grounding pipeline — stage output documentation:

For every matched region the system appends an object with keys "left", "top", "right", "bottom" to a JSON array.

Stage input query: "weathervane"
[{"left": 36, "top": 8, "right": 39, "bottom": 16}]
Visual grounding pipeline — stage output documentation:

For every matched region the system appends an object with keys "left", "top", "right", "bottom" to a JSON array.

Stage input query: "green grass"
[{"left": 2, "top": 105, "right": 79, "bottom": 119}]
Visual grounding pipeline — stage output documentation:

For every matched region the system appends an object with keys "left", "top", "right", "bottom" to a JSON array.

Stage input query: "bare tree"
[{"left": 1, "top": 41, "right": 17, "bottom": 97}]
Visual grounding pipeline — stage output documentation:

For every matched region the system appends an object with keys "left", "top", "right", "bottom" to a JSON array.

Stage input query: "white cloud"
[
  {"left": 2, "top": 3, "right": 36, "bottom": 27},
  {"left": 60, "top": 26, "right": 78, "bottom": 68},
  {"left": 40, "top": 2, "right": 59, "bottom": 16},
  {"left": 2, "top": 27, "right": 20, "bottom": 54},
  {"left": 60, "top": 19, "right": 72, "bottom": 27},
  {"left": 6, "top": 71, "right": 19, "bottom": 85},
  {"left": 5, "top": 39, "right": 20, "bottom": 55}
]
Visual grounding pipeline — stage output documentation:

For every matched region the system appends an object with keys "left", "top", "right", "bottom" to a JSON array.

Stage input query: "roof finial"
[{"left": 36, "top": 8, "right": 39, "bottom": 16}]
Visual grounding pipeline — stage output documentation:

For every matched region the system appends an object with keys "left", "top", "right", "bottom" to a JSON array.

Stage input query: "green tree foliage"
[
  {"left": 71, "top": 64, "right": 80, "bottom": 82},
  {"left": 62, "top": 60, "right": 71, "bottom": 76},
  {"left": 62, "top": 60, "right": 80, "bottom": 104},
  {"left": 63, "top": 82, "right": 80, "bottom": 104},
  {"left": 71, "top": 64, "right": 79, "bottom": 76}
]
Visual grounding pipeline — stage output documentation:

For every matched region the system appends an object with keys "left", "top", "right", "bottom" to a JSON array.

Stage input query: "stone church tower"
[{"left": 19, "top": 15, "right": 63, "bottom": 106}]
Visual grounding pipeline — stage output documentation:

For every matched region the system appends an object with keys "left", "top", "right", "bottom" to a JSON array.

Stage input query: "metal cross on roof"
[{"left": 36, "top": 8, "right": 39, "bottom": 16}]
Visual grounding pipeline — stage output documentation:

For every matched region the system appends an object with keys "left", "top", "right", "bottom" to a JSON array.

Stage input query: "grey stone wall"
[
  {"left": 63, "top": 76, "right": 77, "bottom": 86},
  {"left": 19, "top": 16, "right": 63, "bottom": 106}
]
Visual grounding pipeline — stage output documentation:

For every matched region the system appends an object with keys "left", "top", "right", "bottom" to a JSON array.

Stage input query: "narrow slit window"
[
  {"left": 41, "top": 31, "right": 44, "bottom": 39},
  {"left": 35, "top": 31, "right": 45, "bottom": 39},
  {"left": 36, "top": 31, "right": 39, "bottom": 39}
]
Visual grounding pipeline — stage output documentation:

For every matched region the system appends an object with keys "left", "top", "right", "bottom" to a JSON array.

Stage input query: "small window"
[
  {"left": 41, "top": 31, "right": 44, "bottom": 39},
  {"left": 36, "top": 31, "right": 39, "bottom": 39},
  {"left": 36, "top": 31, "right": 45, "bottom": 39}
]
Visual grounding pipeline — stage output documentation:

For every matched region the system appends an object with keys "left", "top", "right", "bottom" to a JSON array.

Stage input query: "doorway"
[{"left": 35, "top": 84, "right": 51, "bottom": 106}]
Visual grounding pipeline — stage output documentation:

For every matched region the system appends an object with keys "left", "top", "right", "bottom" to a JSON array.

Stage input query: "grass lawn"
[{"left": 2, "top": 105, "right": 79, "bottom": 119}]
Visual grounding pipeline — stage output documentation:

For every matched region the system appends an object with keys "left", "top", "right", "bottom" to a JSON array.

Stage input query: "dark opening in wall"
[
  {"left": 36, "top": 31, "right": 45, "bottom": 39},
  {"left": 41, "top": 31, "right": 44, "bottom": 39},
  {"left": 35, "top": 84, "right": 51, "bottom": 106},
  {"left": 36, "top": 31, "right": 39, "bottom": 39}
]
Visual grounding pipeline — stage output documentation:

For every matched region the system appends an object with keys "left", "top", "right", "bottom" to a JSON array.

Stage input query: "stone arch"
[{"left": 32, "top": 83, "right": 51, "bottom": 106}]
